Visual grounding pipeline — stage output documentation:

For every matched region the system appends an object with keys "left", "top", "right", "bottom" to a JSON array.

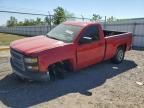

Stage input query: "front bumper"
[{"left": 10, "top": 59, "right": 50, "bottom": 81}]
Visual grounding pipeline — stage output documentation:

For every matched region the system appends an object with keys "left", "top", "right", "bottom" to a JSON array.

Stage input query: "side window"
[{"left": 81, "top": 25, "right": 99, "bottom": 41}]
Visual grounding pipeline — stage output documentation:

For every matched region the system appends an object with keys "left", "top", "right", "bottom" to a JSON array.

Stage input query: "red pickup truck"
[{"left": 10, "top": 21, "right": 132, "bottom": 81}]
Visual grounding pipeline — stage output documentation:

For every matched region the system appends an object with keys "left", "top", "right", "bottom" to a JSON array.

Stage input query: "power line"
[
  {"left": 0, "top": 10, "right": 48, "bottom": 16},
  {"left": 0, "top": 10, "right": 91, "bottom": 20},
  {"left": 0, "top": 5, "right": 49, "bottom": 13}
]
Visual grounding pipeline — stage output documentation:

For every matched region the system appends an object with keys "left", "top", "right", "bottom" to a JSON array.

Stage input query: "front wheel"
[
  {"left": 111, "top": 47, "right": 125, "bottom": 64},
  {"left": 48, "top": 62, "right": 65, "bottom": 81}
]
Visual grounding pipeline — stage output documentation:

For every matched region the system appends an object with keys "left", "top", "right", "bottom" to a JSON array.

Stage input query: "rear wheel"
[{"left": 111, "top": 47, "right": 125, "bottom": 64}]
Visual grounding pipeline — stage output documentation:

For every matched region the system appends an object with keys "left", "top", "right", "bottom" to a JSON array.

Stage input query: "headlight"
[
  {"left": 26, "top": 66, "right": 39, "bottom": 71},
  {"left": 24, "top": 57, "right": 39, "bottom": 71},
  {"left": 24, "top": 58, "right": 38, "bottom": 63}
]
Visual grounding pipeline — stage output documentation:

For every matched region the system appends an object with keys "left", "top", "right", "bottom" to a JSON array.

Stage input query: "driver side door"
[{"left": 76, "top": 25, "right": 105, "bottom": 69}]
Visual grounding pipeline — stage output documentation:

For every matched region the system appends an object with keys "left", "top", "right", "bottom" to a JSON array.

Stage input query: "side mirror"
[{"left": 79, "top": 37, "right": 92, "bottom": 44}]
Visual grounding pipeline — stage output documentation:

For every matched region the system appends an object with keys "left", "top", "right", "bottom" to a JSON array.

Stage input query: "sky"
[{"left": 0, "top": 0, "right": 144, "bottom": 25}]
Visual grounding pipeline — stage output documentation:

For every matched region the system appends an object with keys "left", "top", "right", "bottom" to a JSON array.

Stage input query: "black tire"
[
  {"left": 48, "top": 66, "right": 56, "bottom": 81},
  {"left": 111, "top": 47, "right": 125, "bottom": 64},
  {"left": 48, "top": 63, "right": 65, "bottom": 81}
]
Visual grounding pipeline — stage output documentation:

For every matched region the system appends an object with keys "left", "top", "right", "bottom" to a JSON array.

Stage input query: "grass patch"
[{"left": 0, "top": 33, "right": 25, "bottom": 46}]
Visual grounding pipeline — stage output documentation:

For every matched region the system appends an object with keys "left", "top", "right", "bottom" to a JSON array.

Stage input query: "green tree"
[
  {"left": 91, "top": 14, "right": 102, "bottom": 22},
  {"left": 35, "top": 17, "right": 42, "bottom": 25},
  {"left": 107, "top": 16, "right": 117, "bottom": 23},
  {"left": 17, "top": 21, "right": 23, "bottom": 26},
  {"left": 23, "top": 19, "right": 30, "bottom": 26},
  {"left": 7, "top": 16, "right": 17, "bottom": 27},
  {"left": 65, "top": 10, "right": 75, "bottom": 21},
  {"left": 53, "top": 7, "right": 66, "bottom": 25},
  {"left": 23, "top": 19, "right": 35, "bottom": 26},
  {"left": 44, "top": 16, "right": 51, "bottom": 25},
  {"left": 22, "top": 18, "right": 43, "bottom": 26}
]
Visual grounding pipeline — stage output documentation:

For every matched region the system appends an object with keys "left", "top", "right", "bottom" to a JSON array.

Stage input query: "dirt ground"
[{"left": 0, "top": 50, "right": 144, "bottom": 108}]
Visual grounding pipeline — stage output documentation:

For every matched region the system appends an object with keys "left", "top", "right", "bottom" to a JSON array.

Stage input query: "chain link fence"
[
  {"left": 0, "top": 11, "right": 144, "bottom": 48},
  {"left": 104, "top": 20, "right": 144, "bottom": 48},
  {"left": 0, "top": 10, "right": 100, "bottom": 36}
]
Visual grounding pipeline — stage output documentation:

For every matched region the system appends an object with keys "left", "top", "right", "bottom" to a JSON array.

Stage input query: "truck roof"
[{"left": 63, "top": 21, "right": 100, "bottom": 27}]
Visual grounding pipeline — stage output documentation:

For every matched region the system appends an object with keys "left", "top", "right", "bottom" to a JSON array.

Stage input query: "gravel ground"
[{"left": 0, "top": 50, "right": 144, "bottom": 108}]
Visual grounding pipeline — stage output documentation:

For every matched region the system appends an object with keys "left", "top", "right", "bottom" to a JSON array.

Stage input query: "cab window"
[{"left": 81, "top": 25, "right": 99, "bottom": 41}]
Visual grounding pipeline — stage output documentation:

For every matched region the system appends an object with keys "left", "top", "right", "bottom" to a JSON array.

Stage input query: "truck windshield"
[{"left": 47, "top": 24, "right": 82, "bottom": 42}]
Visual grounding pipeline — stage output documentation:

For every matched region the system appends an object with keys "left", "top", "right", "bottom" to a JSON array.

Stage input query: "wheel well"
[
  {"left": 118, "top": 44, "right": 127, "bottom": 51},
  {"left": 48, "top": 59, "right": 73, "bottom": 72}
]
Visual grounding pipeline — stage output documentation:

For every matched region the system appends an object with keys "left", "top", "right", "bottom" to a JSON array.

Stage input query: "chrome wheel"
[
  {"left": 117, "top": 49, "right": 124, "bottom": 61},
  {"left": 111, "top": 47, "right": 125, "bottom": 64}
]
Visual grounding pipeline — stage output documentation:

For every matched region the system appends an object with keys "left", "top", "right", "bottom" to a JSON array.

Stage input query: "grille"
[{"left": 11, "top": 49, "right": 25, "bottom": 71}]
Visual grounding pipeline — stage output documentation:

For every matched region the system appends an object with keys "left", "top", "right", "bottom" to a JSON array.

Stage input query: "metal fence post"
[
  {"left": 104, "top": 16, "right": 107, "bottom": 29},
  {"left": 132, "top": 22, "right": 136, "bottom": 36},
  {"left": 48, "top": 11, "right": 52, "bottom": 31},
  {"left": 132, "top": 22, "right": 137, "bottom": 48},
  {"left": 81, "top": 15, "right": 84, "bottom": 22}
]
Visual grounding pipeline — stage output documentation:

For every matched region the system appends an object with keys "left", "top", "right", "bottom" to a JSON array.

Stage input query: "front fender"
[{"left": 38, "top": 44, "right": 76, "bottom": 72}]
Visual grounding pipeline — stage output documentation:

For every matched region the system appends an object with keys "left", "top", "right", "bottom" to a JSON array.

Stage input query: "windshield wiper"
[
  {"left": 49, "top": 37, "right": 60, "bottom": 40},
  {"left": 46, "top": 34, "right": 60, "bottom": 41}
]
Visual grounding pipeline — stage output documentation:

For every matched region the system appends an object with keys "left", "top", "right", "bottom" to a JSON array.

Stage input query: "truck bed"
[
  {"left": 103, "top": 30, "right": 126, "bottom": 37},
  {"left": 103, "top": 31, "right": 132, "bottom": 61}
]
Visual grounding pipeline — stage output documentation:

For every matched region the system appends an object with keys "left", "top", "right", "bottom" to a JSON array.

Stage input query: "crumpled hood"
[{"left": 10, "top": 35, "right": 69, "bottom": 55}]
